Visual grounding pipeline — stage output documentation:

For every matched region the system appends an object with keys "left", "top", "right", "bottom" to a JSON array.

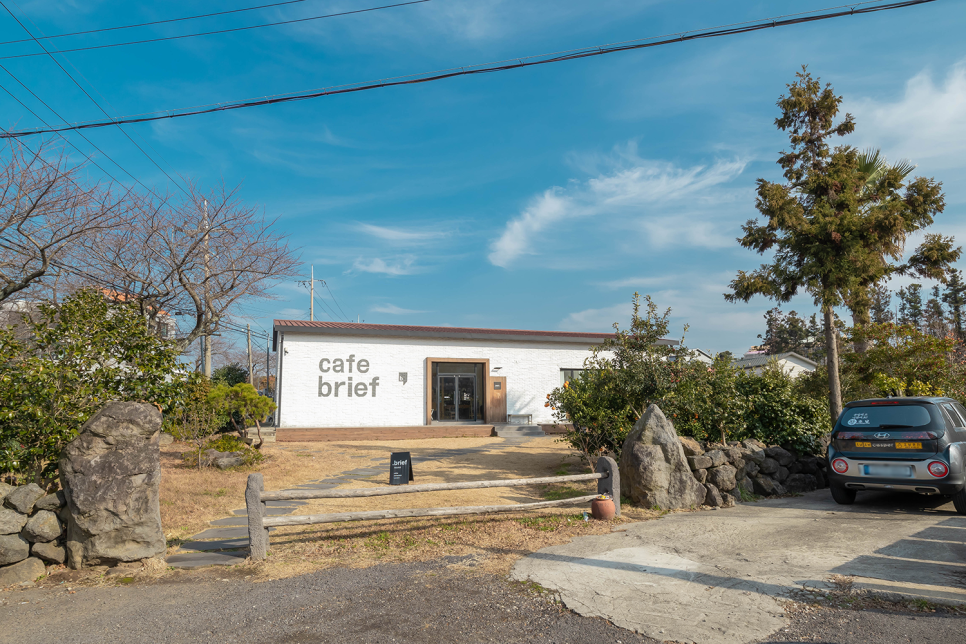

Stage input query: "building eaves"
[{"left": 273, "top": 320, "right": 679, "bottom": 346}]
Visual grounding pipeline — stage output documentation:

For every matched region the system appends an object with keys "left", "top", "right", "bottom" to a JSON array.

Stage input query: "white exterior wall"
[{"left": 276, "top": 332, "right": 600, "bottom": 428}]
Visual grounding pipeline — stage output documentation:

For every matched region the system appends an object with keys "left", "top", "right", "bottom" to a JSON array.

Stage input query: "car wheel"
[
  {"left": 952, "top": 488, "right": 966, "bottom": 515},
  {"left": 830, "top": 483, "right": 856, "bottom": 505}
]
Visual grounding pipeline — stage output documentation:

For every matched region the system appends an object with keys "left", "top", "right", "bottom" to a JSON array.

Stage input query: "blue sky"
[{"left": 2, "top": 0, "right": 964, "bottom": 355}]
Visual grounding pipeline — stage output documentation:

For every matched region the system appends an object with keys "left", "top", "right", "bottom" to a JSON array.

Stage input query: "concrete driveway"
[{"left": 510, "top": 490, "right": 966, "bottom": 644}]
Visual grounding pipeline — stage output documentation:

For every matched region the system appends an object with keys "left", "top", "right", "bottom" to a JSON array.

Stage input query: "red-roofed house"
[{"left": 271, "top": 320, "right": 676, "bottom": 439}]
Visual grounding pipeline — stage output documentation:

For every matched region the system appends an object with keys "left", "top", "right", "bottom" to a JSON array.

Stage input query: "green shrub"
[
  {"left": 736, "top": 365, "right": 830, "bottom": 454},
  {"left": 0, "top": 289, "right": 188, "bottom": 486}
]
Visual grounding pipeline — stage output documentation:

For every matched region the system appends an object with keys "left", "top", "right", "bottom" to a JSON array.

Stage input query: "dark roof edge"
[{"left": 273, "top": 320, "right": 678, "bottom": 346}]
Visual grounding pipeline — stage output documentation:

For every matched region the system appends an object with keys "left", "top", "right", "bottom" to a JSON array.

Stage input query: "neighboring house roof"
[
  {"left": 733, "top": 351, "right": 818, "bottom": 370},
  {"left": 273, "top": 320, "right": 679, "bottom": 347}
]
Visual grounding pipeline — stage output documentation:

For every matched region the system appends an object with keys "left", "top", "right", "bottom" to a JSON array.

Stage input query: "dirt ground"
[{"left": 152, "top": 435, "right": 660, "bottom": 583}]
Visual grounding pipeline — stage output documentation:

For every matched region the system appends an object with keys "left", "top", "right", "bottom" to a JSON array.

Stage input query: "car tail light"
[
  {"left": 831, "top": 458, "right": 849, "bottom": 474},
  {"left": 927, "top": 461, "right": 949, "bottom": 478}
]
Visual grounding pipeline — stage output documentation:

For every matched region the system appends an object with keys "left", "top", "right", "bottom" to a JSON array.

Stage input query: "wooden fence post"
[
  {"left": 246, "top": 473, "right": 269, "bottom": 560},
  {"left": 595, "top": 456, "right": 620, "bottom": 517}
]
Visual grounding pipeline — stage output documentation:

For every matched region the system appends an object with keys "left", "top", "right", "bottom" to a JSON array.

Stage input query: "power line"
[
  {"left": 1, "top": 1, "right": 192, "bottom": 198},
  {"left": 323, "top": 281, "right": 350, "bottom": 322},
  {"left": 0, "top": 66, "right": 159, "bottom": 196},
  {"left": 0, "top": 0, "right": 937, "bottom": 138},
  {"left": 0, "top": 0, "right": 341, "bottom": 45},
  {"left": 0, "top": 0, "right": 431, "bottom": 61}
]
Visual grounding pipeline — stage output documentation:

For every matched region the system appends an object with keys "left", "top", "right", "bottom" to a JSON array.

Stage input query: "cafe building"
[{"left": 271, "top": 320, "right": 644, "bottom": 439}]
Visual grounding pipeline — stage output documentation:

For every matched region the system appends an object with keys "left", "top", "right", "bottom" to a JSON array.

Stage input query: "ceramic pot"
[{"left": 590, "top": 497, "right": 616, "bottom": 520}]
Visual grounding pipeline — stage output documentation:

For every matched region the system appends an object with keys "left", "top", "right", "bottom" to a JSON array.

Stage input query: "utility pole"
[
  {"left": 247, "top": 323, "right": 254, "bottom": 386},
  {"left": 310, "top": 265, "right": 314, "bottom": 321},
  {"left": 265, "top": 331, "right": 270, "bottom": 395},
  {"left": 202, "top": 198, "right": 212, "bottom": 378}
]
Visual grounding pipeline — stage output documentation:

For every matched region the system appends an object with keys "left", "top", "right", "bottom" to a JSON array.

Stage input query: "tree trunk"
[
  {"left": 823, "top": 306, "right": 843, "bottom": 425},
  {"left": 850, "top": 307, "right": 871, "bottom": 353}
]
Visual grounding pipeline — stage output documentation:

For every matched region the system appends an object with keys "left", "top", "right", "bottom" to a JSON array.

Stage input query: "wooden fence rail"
[{"left": 246, "top": 456, "right": 619, "bottom": 560}]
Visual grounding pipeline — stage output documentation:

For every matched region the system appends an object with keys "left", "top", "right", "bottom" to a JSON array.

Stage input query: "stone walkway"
[{"left": 167, "top": 437, "right": 536, "bottom": 568}]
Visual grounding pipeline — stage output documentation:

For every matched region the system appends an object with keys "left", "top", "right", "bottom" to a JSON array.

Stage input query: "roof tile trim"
[{"left": 273, "top": 320, "right": 616, "bottom": 340}]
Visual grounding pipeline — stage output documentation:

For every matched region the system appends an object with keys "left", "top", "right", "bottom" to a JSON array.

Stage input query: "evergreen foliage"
[
  {"left": 726, "top": 67, "right": 955, "bottom": 423},
  {"left": 0, "top": 289, "right": 187, "bottom": 485}
]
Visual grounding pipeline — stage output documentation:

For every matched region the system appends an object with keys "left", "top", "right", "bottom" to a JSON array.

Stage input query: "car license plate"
[
  {"left": 896, "top": 442, "right": 922, "bottom": 449},
  {"left": 855, "top": 441, "right": 871, "bottom": 447},
  {"left": 863, "top": 464, "right": 914, "bottom": 478}
]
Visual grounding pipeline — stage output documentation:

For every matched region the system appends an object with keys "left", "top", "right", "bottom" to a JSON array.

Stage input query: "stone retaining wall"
[
  {"left": 679, "top": 436, "right": 828, "bottom": 507},
  {"left": 0, "top": 482, "right": 66, "bottom": 587}
]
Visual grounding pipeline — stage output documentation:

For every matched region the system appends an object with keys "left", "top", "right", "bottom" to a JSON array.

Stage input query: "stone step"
[
  {"left": 493, "top": 424, "right": 545, "bottom": 438},
  {"left": 244, "top": 427, "right": 276, "bottom": 444}
]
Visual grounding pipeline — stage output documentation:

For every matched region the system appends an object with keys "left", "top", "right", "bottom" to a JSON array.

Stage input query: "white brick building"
[{"left": 272, "top": 321, "right": 641, "bottom": 430}]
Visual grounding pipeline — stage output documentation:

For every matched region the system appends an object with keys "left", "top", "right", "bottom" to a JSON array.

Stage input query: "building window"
[{"left": 560, "top": 369, "right": 584, "bottom": 386}]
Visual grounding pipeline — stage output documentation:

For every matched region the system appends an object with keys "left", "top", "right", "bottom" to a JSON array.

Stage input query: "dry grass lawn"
[{"left": 153, "top": 436, "right": 664, "bottom": 583}]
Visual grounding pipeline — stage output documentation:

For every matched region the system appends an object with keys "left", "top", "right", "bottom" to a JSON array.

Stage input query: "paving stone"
[
  {"left": 231, "top": 507, "right": 296, "bottom": 516},
  {"left": 209, "top": 517, "right": 249, "bottom": 526},
  {"left": 266, "top": 500, "right": 307, "bottom": 507},
  {"left": 190, "top": 527, "right": 273, "bottom": 540},
  {"left": 166, "top": 550, "right": 248, "bottom": 568},
  {"left": 295, "top": 483, "right": 339, "bottom": 490},
  {"left": 179, "top": 539, "right": 249, "bottom": 552}
]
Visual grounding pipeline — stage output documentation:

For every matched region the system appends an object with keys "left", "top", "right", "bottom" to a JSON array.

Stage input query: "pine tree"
[
  {"left": 897, "top": 284, "right": 924, "bottom": 330},
  {"left": 942, "top": 269, "right": 966, "bottom": 341},
  {"left": 923, "top": 286, "right": 949, "bottom": 338},
  {"left": 869, "top": 284, "right": 894, "bottom": 324},
  {"left": 727, "top": 68, "right": 950, "bottom": 423}
]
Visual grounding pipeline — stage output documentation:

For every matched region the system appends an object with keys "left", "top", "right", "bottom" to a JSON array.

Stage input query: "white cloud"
[
  {"left": 598, "top": 275, "right": 674, "bottom": 290},
  {"left": 370, "top": 303, "right": 428, "bottom": 315},
  {"left": 558, "top": 273, "right": 822, "bottom": 355},
  {"left": 488, "top": 143, "right": 746, "bottom": 268},
  {"left": 357, "top": 224, "right": 447, "bottom": 243},
  {"left": 351, "top": 256, "right": 418, "bottom": 276},
  {"left": 849, "top": 60, "right": 966, "bottom": 171}
]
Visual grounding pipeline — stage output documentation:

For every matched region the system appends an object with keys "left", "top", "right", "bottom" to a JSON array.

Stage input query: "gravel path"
[
  {"left": 760, "top": 606, "right": 966, "bottom": 643},
  {"left": 3, "top": 557, "right": 964, "bottom": 643},
  {"left": 0, "top": 558, "right": 654, "bottom": 644}
]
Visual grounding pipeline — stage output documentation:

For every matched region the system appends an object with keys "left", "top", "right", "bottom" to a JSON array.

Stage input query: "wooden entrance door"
[{"left": 486, "top": 376, "right": 507, "bottom": 423}]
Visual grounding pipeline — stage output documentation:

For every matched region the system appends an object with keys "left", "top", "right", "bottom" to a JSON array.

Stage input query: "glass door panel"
[
  {"left": 457, "top": 376, "right": 476, "bottom": 421},
  {"left": 438, "top": 376, "right": 457, "bottom": 421}
]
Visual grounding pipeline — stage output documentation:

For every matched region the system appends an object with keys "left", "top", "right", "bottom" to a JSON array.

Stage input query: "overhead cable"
[
  {"left": 0, "top": 0, "right": 431, "bottom": 61},
  {"left": 1, "top": 1, "right": 192, "bottom": 198},
  {"left": 0, "top": 0, "right": 341, "bottom": 45},
  {"left": 0, "top": 0, "right": 937, "bottom": 138}
]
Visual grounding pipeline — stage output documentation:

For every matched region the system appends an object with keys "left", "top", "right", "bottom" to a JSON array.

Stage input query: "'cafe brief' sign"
[{"left": 317, "top": 354, "right": 380, "bottom": 398}]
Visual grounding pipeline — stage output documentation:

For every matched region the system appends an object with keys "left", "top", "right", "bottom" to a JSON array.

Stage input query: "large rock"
[
  {"left": 23, "top": 510, "right": 62, "bottom": 543},
  {"left": 31, "top": 541, "right": 66, "bottom": 564},
  {"left": 705, "top": 450, "right": 729, "bottom": 467},
  {"left": 679, "top": 436, "right": 704, "bottom": 456},
  {"left": 693, "top": 468, "right": 708, "bottom": 484},
  {"left": 687, "top": 455, "right": 712, "bottom": 470},
  {"left": 0, "top": 482, "right": 14, "bottom": 505},
  {"left": 753, "top": 476, "right": 787, "bottom": 496},
  {"left": 764, "top": 447, "right": 795, "bottom": 467},
  {"left": 619, "top": 405, "right": 707, "bottom": 510},
  {"left": 785, "top": 473, "right": 820, "bottom": 494},
  {"left": 0, "top": 507, "right": 28, "bottom": 535},
  {"left": 60, "top": 402, "right": 166, "bottom": 569},
  {"left": 4, "top": 483, "right": 45, "bottom": 514},
  {"left": 35, "top": 491, "right": 66, "bottom": 511},
  {"left": 0, "top": 557, "right": 45, "bottom": 586},
  {"left": 758, "top": 457, "right": 780, "bottom": 475},
  {"left": 704, "top": 483, "right": 724, "bottom": 507},
  {"left": 0, "top": 533, "right": 30, "bottom": 564},
  {"left": 707, "top": 464, "right": 738, "bottom": 492},
  {"left": 746, "top": 449, "right": 766, "bottom": 465}
]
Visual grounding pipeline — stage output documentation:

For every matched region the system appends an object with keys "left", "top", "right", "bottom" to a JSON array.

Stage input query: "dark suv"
[{"left": 827, "top": 397, "right": 966, "bottom": 514}]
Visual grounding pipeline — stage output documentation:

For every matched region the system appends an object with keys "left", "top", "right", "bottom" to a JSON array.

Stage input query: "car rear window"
[{"left": 840, "top": 405, "right": 933, "bottom": 429}]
